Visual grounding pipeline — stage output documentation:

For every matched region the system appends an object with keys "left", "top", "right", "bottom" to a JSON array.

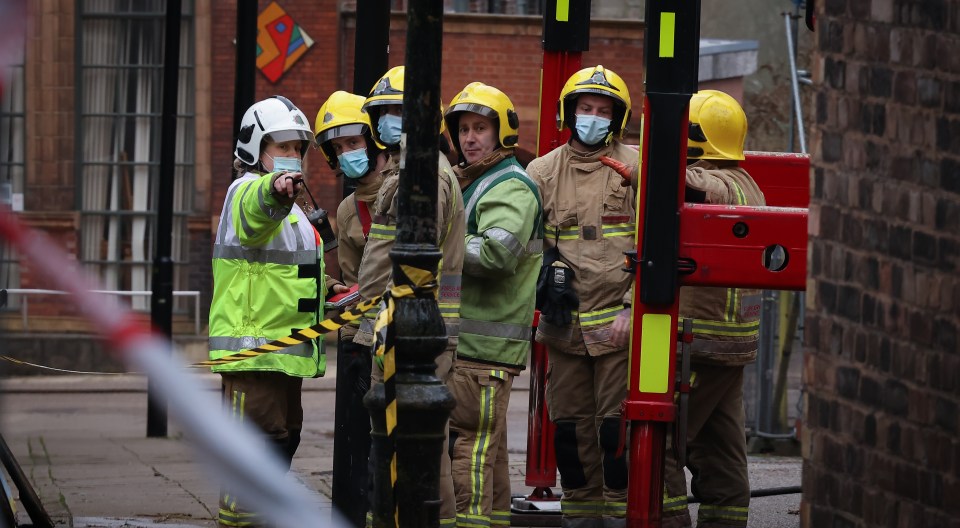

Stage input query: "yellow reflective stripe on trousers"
[
  {"left": 579, "top": 305, "right": 624, "bottom": 327},
  {"left": 724, "top": 287, "right": 736, "bottom": 322},
  {"left": 490, "top": 509, "right": 510, "bottom": 526},
  {"left": 440, "top": 517, "right": 456, "bottom": 527},
  {"left": 469, "top": 370, "right": 501, "bottom": 517},
  {"left": 678, "top": 318, "right": 760, "bottom": 337},
  {"left": 602, "top": 223, "right": 633, "bottom": 237},
  {"left": 603, "top": 501, "right": 627, "bottom": 516},
  {"left": 369, "top": 222, "right": 396, "bottom": 240},
  {"left": 456, "top": 513, "right": 491, "bottom": 527},
  {"left": 698, "top": 504, "right": 749, "bottom": 523},
  {"left": 559, "top": 500, "right": 604, "bottom": 516},
  {"left": 663, "top": 493, "right": 689, "bottom": 512}
]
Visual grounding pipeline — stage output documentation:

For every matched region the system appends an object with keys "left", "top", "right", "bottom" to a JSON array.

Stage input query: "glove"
[
  {"left": 539, "top": 261, "right": 579, "bottom": 326},
  {"left": 600, "top": 156, "right": 638, "bottom": 190}
]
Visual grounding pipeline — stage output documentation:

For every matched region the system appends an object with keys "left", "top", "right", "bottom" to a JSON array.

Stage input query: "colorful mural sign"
[{"left": 256, "top": 2, "right": 314, "bottom": 83}]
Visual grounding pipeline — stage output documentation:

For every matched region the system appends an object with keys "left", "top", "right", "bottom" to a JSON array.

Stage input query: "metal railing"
[{"left": 1, "top": 288, "right": 202, "bottom": 335}]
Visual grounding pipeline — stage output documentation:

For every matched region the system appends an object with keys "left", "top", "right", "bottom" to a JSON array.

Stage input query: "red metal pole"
[
  {"left": 525, "top": 0, "right": 590, "bottom": 497},
  {"left": 624, "top": 0, "right": 701, "bottom": 523}
]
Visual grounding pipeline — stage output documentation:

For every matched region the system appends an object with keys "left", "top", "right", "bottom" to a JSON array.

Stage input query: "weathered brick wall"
[
  {"left": 803, "top": 0, "right": 960, "bottom": 525},
  {"left": 340, "top": 13, "right": 646, "bottom": 156},
  {"left": 209, "top": 0, "right": 342, "bottom": 279}
]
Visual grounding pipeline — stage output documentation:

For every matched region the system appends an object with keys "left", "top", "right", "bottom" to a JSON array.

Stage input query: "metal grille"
[{"left": 77, "top": 0, "right": 195, "bottom": 311}]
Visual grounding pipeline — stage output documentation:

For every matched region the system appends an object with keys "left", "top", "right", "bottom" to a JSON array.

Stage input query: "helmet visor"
[
  {"left": 317, "top": 123, "right": 368, "bottom": 144},
  {"left": 447, "top": 103, "right": 497, "bottom": 121},
  {"left": 265, "top": 129, "right": 313, "bottom": 144}
]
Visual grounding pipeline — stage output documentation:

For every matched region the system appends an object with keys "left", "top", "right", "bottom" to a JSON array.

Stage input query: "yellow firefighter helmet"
[
  {"left": 557, "top": 65, "right": 631, "bottom": 140},
  {"left": 314, "top": 90, "right": 382, "bottom": 168},
  {"left": 444, "top": 82, "right": 520, "bottom": 156},
  {"left": 687, "top": 89, "right": 747, "bottom": 161}
]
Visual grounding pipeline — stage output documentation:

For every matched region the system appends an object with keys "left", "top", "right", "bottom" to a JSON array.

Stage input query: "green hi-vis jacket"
[
  {"left": 208, "top": 171, "right": 327, "bottom": 377},
  {"left": 458, "top": 156, "right": 543, "bottom": 370}
]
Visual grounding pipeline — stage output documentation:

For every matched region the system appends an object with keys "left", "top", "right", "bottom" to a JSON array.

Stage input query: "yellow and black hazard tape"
[
  {"left": 191, "top": 295, "right": 383, "bottom": 368},
  {"left": 372, "top": 263, "right": 439, "bottom": 525}
]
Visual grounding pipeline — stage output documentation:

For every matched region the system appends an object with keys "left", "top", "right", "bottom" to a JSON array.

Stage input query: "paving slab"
[{"left": 0, "top": 357, "right": 800, "bottom": 528}]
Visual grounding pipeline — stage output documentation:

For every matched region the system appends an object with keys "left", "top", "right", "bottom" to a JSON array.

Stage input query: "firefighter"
[
  {"left": 661, "top": 90, "right": 763, "bottom": 528},
  {"left": 604, "top": 89, "right": 765, "bottom": 528},
  {"left": 442, "top": 83, "right": 543, "bottom": 528},
  {"left": 526, "top": 65, "right": 637, "bottom": 528},
  {"left": 356, "top": 66, "right": 465, "bottom": 528},
  {"left": 314, "top": 90, "right": 387, "bottom": 527},
  {"left": 210, "top": 95, "right": 347, "bottom": 528}
]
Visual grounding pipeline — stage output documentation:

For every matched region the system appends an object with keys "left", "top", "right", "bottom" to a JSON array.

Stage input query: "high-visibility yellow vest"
[{"left": 208, "top": 172, "right": 325, "bottom": 377}]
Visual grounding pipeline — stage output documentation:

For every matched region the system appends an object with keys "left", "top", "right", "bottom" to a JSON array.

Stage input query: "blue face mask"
[
  {"left": 266, "top": 153, "right": 302, "bottom": 173},
  {"left": 338, "top": 148, "right": 370, "bottom": 179},
  {"left": 378, "top": 113, "right": 402, "bottom": 146},
  {"left": 574, "top": 114, "right": 612, "bottom": 147}
]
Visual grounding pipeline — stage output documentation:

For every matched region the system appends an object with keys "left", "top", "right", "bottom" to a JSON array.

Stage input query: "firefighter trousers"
[
  {"left": 218, "top": 371, "right": 303, "bottom": 528},
  {"left": 546, "top": 347, "right": 629, "bottom": 528},
  {"left": 448, "top": 364, "right": 515, "bottom": 527},
  {"left": 663, "top": 364, "right": 749, "bottom": 528},
  {"left": 368, "top": 342, "right": 457, "bottom": 527}
]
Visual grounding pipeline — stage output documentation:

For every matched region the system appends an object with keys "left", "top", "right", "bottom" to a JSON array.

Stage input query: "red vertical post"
[
  {"left": 525, "top": 0, "right": 591, "bottom": 496},
  {"left": 624, "top": 0, "right": 702, "bottom": 525}
]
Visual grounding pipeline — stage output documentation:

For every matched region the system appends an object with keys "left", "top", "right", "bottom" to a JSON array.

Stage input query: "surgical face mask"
[
  {"left": 265, "top": 153, "right": 302, "bottom": 173},
  {"left": 338, "top": 148, "right": 370, "bottom": 179},
  {"left": 574, "top": 114, "right": 612, "bottom": 147},
  {"left": 378, "top": 113, "right": 402, "bottom": 146}
]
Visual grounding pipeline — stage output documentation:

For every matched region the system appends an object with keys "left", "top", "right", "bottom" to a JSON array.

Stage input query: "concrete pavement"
[{"left": 0, "top": 355, "right": 801, "bottom": 527}]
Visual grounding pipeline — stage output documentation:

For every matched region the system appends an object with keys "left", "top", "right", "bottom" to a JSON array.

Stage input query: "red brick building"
[{"left": 1, "top": 2, "right": 754, "bottom": 369}]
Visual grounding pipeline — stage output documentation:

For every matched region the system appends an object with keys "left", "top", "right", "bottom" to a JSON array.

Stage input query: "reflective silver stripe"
[
  {"left": 485, "top": 227, "right": 524, "bottom": 260},
  {"left": 257, "top": 182, "right": 288, "bottom": 221},
  {"left": 463, "top": 236, "right": 484, "bottom": 276},
  {"left": 212, "top": 244, "right": 317, "bottom": 265},
  {"left": 291, "top": 216, "right": 305, "bottom": 251},
  {"left": 459, "top": 318, "right": 531, "bottom": 341},
  {"left": 464, "top": 166, "right": 519, "bottom": 219},
  {"left": 445, "top": 321, "right": 460, "bottom": 337},
  {"left": 208, "top": 336, "right": 314, "bottom": 358},
  {"left": 526, "top": 239, "right": 543, "bottom": 253},
  {"left": 237, "top": 183, "right": 257, "bottom": 239},
  {"left": 218, "top": 184, "right": 243, "bottom": 245}
]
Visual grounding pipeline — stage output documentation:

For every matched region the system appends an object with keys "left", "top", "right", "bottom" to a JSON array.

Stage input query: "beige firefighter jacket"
[
  {"left": 353, "top": 150, "right": 466, "bottom": 346},
  {"left": 527, "top": 141, "right": 637, "bottom": 357},
  {"left": 680, "top": 160, "right": 766, "bottom": 365},
  {"left": 335, "top": 174, "right": 382, "bottom": 340}
]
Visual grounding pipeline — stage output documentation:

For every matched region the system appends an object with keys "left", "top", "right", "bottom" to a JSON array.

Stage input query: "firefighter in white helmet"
[
  {"left": 443, "top": 82, "right": 543, "bottom": 528},
  {"left": 211, "top": 95, "right": 347, "bottom": 528},
  {"left": 526, "top": 65, "right": 637, "bottom": 528},
  {"left": 604, "top": 89, "right": 766, "bottom": 528},
  {"left": 356, "top": 66, "right": 465, "bottom": 528}
]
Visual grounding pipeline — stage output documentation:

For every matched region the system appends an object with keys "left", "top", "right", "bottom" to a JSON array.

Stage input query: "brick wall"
[
  {"left": 803, "top": 0, "right": 960, "bottom": 525},
  {"left": 340, "top": 13, "right": 646, "bottom": 156},
  {"left": 209, "top": 0, "right": 342, "bottom": 279}
]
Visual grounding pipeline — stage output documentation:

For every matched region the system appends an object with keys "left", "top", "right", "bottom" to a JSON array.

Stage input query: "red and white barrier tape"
[{"left": 0, "top": 207, "right": 347, "bottom": 527}]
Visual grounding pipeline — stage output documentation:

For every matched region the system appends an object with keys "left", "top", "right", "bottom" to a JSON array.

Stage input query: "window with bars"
[
  {"left": 77, "top": 0, "right": 195, "bottom": 311},
  {"left": 1, "top": 47, "right": 25, "bottom": 309}
]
